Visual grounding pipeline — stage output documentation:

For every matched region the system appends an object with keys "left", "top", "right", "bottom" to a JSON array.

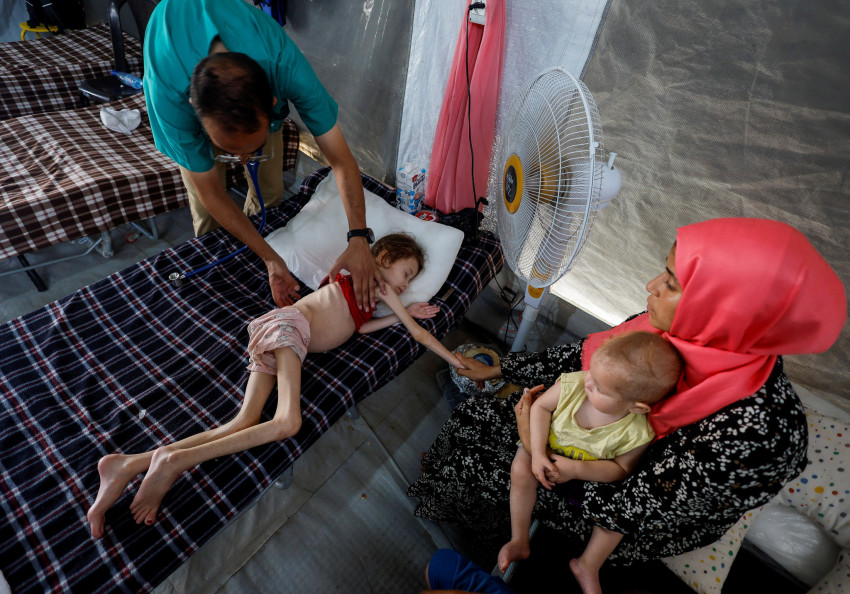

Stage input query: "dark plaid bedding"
[
  {"left": 0, "top": 167, "right": 504, "bottom": 593},
  {"left": 0, "top": 93, "right": 299, "bottom": 261},
  {"left": 0, "top": 24, "right": 143, "bottom": 121}
]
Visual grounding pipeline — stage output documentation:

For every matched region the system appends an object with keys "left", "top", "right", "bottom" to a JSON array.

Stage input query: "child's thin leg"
[
  {"left": 570, "top": 525, "right": 623, "bottom": 594},
  {"left": 87, "top": 371, "right": 277, "bottom": 538},
  {"left": 130, "top": 347, "right": 303, "bottom": 525},
  {"left": 497, "top": 447, "right": 538, "bottom": 572}
]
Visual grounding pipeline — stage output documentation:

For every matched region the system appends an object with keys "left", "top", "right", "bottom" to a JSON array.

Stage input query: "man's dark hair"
[{"left": 190, "top": 52, "right": 274, "bottom": 134}]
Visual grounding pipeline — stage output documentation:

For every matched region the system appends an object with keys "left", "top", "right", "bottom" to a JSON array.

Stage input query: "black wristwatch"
[{"left": 346, "top": 228, "right": 375, "bottom": 244}]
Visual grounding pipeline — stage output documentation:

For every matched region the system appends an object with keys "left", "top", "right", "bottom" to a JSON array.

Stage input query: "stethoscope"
[{"left": 168, "top": 155, "right": 266, "bottom": 287}]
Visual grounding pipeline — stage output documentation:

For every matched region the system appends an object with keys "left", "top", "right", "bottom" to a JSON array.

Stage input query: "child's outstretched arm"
[
  {"left": 357, "top": 303, "right": 440, "bottom": 333},
  {"left": 364, "top": 286, "right": 465, "bottom": 369}
]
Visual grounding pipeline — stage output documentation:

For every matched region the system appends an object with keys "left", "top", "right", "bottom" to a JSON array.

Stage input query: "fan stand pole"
[{"left": 511, "top": 284, "right": 548, "bottom": 352}]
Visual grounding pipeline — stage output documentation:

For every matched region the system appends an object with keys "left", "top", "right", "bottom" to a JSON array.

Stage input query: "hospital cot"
[
  {"left": 0, "top": 92, "right": 298, "bottom": 278},
  {"left": 0, "top": 23, "right": 143, "bottom": 121},
  {"left": 0, "top": 166, "right": 504, "bottom": 592}
]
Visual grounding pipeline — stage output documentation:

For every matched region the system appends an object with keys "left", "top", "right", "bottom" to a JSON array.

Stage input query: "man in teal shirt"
[{"left": 144, "top": 0, "right": 380, "bottom": 309}]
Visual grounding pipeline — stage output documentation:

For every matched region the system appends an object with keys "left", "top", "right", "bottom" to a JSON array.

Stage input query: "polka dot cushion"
[
  {"left": 777, "top": 410, "right": 850, "bottom": 548},
  {"left": 661, "top": 508, "right": 764, "bottom": 593},
  {"left": 662, "top": 408, "right": 849, "bottom": 593}
]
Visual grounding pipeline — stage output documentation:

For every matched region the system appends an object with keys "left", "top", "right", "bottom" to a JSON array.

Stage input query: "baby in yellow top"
[{"left": 500, "top": 331, "right": 682, "bottom": 594}]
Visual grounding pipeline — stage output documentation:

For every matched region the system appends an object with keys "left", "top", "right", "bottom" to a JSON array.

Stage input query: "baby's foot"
[
  {"left": 570, "top": 557, "right": 602, "bottom": 594},
  {"left": 497, "top": 538, "right": 530, "bottom": 573},
  {"left": 129, "top": 447, "right": 183, "bottom": 526},
  {"left": 87, "top": 454, "right": 138, "bottom": 538}
]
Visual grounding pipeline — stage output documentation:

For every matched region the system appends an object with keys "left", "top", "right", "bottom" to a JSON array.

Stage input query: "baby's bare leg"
[
  {"left": 570, "top": 525, "right": 623, "bottom": 594},
  {"left": 498, "top": 447, "right": 537, "bottom": 572},
  {"left": 87, "top": 371, "right": 278, "bottom": 538},
  {"left": 130, "top": 348, "right": 303, "bottom": 526}
]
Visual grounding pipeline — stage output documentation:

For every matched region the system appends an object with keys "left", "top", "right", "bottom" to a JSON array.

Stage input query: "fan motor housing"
[{"left": 503, "top": 154, "right": 523, "bottom": 213}]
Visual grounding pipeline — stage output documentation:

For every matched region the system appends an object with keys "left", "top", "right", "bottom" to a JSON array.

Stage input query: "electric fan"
[{"left": 492, "top": 67, "right": 622, "bottom": 351}]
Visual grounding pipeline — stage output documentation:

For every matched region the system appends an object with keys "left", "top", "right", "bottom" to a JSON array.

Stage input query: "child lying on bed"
[{"left": 87, "top": 233, "right": 465, "bottom": 538}]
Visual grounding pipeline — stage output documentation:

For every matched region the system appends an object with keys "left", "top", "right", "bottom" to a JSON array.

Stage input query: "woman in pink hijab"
[{"left": 408, "top": 218, "right": 846, "bottom": 570}]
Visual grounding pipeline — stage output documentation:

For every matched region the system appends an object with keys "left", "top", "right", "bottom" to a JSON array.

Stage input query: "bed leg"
[
  {"left": 346, "top": 405, "right": 360, "bottom": 420},
  {"left": 274, "top": 465, "right": 293, "bottom": 489},
  {"left": 95, "top": 232, "right": 114, "bottom": 258},
  {"left": 129, "top": 219, "right": 159, "bottom": 241}
]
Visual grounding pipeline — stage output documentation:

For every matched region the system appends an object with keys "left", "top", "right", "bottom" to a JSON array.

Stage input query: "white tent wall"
[
  {"left": 554, "top": 0, "right": 849, "bottom": 410},
  {"left": 283, "top": 0, "right": 414, "bottom": 185}
]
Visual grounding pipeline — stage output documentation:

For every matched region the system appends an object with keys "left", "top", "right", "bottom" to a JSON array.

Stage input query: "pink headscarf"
[{"left": 582, "top": 218, "right": 846, "bottom": 439}]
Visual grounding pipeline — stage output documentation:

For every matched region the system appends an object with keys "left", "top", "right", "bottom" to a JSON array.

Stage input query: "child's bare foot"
[
  {"left": 129, "top": 447, "right": 183, "bottom": 526},
  {"left": 87, "top": 454, "right": 139, "bottom": 538},
  {"left": 497, "top": 538, "right": 530, "bottom": 573},
  {"left": 570, "top": 557, "right": 602, "bottom": 594}
]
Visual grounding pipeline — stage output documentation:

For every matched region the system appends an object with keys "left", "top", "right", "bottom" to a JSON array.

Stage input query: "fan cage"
[{"left": 491, "top": 67, "right": 605, "bottom": 289}]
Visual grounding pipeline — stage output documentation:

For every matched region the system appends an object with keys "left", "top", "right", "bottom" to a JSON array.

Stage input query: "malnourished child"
[{"left": 88, "top": 233, "right": 464, "bottom": 538}]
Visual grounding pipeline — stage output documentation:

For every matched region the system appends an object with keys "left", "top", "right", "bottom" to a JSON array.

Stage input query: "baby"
[
  {"left": 500, "top": 330, "right": 682, "bottom": 594},
  {"left": 88, "top": 232, "right": 464, "bottom": 538}
]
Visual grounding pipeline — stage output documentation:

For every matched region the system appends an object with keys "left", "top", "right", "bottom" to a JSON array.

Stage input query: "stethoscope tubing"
[{"left": 170, "top": 159, "right": 266, "bottom": 284}]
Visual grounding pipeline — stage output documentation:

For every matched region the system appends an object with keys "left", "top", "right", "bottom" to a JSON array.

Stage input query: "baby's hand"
[
  {"left": 407, "top": 302, "right": 440, "bottom": 319},
  {"left": 545, "top": 453, "right": 576, "bottom": 484},
  {"left": 531, "top": 453, "right": 557, "bottom": 490}
]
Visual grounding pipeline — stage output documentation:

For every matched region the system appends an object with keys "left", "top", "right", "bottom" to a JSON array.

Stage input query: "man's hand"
[
  {"left": 515, "top": 384, "right": 545, "bottom": 451},
  {"left": 267, "top": 258, "right": 301, "bottom": 307},
  {"left": 328, "top": 237, "right": 382, "bottom": 311},
  {"left": 407, "top": 302, "right": 440, "bottom": 319}
]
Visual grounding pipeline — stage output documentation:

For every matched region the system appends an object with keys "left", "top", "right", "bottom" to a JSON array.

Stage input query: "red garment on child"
[{"left": 319, "top": 273, "right": 374, "bottom": 331}]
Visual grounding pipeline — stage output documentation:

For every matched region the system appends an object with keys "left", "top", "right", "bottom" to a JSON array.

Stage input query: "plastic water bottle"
[{"left": 110, "top": 70, "right": 143, "bottom": 89}]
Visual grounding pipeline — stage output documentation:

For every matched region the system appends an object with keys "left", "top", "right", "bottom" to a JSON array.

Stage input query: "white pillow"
[{"left": 264, "top": 170, "right": 464, "bottom": 317}]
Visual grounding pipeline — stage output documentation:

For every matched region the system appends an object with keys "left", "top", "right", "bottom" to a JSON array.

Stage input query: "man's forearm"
[
  {"left": 315, "top": 124, "right": 366, "bottom": 229},
  {"left": 334, "top": 160, "right": 367, "bottom": 229}
]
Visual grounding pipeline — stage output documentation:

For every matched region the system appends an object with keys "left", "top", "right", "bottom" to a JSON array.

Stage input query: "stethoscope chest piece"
[{"left": 168, "top": 272, "right": 185, "bottom": 287}]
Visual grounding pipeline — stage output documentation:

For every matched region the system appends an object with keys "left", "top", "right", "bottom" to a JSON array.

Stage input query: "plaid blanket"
[
  {"left": 0, "top": 24, "right": 143, "bottom": 121},
  {"left": 0, "top": 167, "right": 504, "bottom": 593},
  {"left": 0, "top": 93, "right": 300, "bottom": 261}
]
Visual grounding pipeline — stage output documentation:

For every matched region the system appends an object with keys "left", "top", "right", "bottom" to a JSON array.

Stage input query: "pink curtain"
[{"left": 425, "top": 0, "right": 505, "bottom": 213}]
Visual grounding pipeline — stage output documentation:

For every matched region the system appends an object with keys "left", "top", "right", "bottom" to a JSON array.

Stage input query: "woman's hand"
[
  {"left": 448, "top": 352, "right": 468, "bottom": 370},
  {"left": 515, "top": 385, "right": 545, "bottom": 451},
  {"left": 406, "top": 302, "right": 440, "bottom": 319}
]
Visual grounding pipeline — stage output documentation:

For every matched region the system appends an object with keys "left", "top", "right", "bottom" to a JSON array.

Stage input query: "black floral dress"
[{"left": 407, "top": 338, "right": 808, "bottom": 563}]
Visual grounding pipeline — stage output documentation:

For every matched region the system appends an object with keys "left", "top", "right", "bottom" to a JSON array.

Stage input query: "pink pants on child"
[{"left": 246, "top": 307, "right": 311, "bottom": 375}]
